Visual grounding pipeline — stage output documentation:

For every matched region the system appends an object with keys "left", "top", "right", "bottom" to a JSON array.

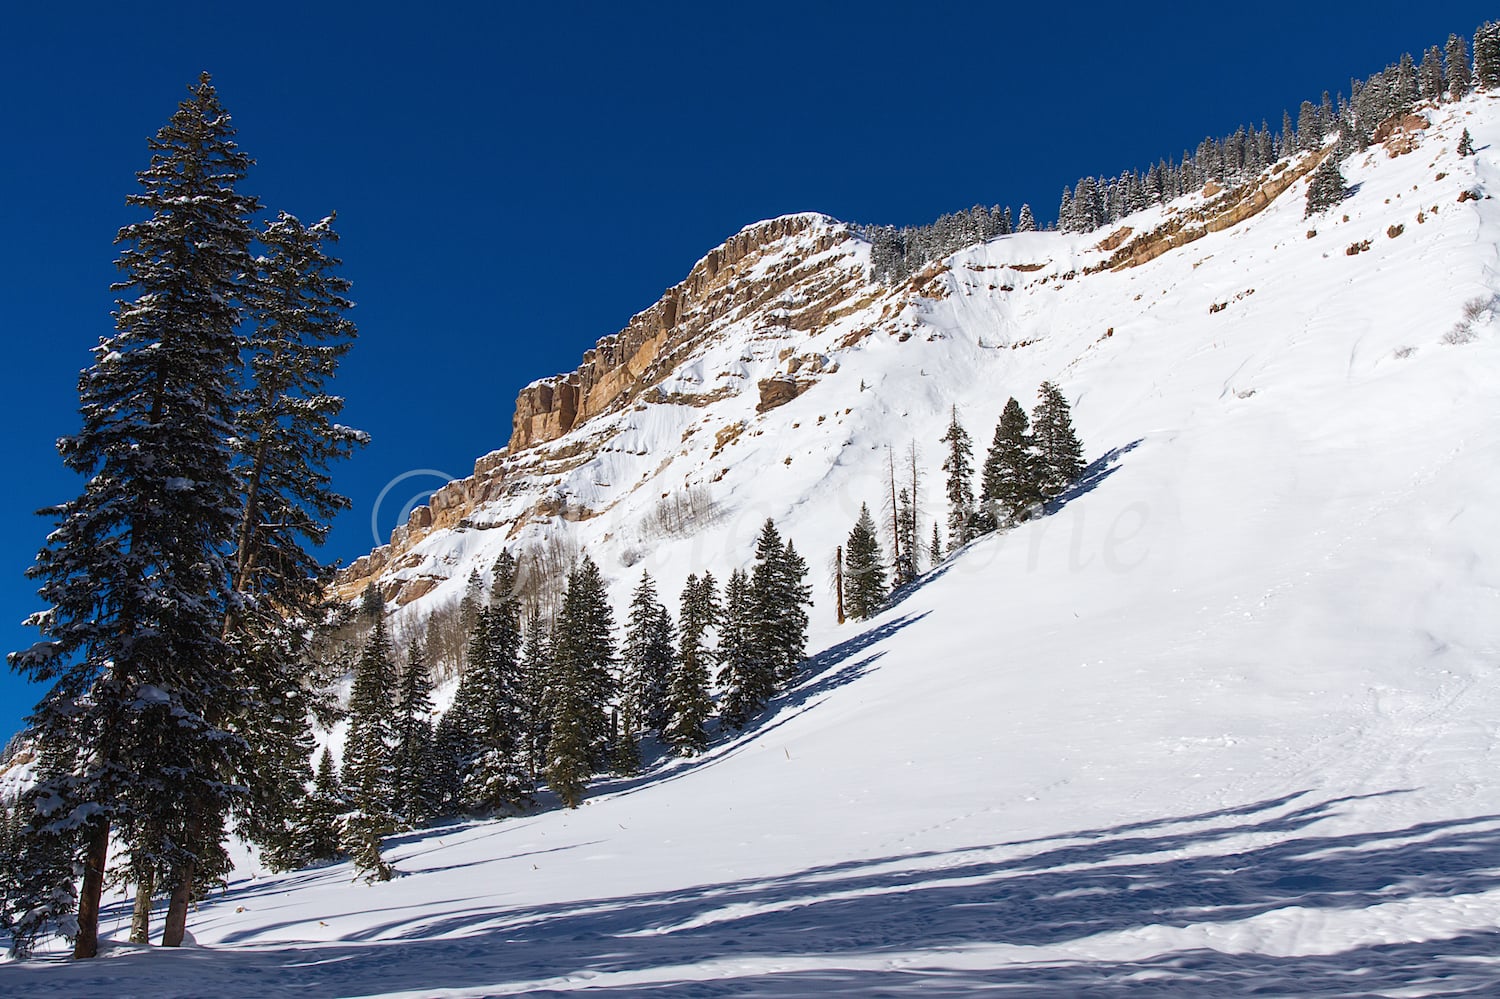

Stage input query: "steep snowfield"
[{"left": 8, "top": 97, "right": 1500, "bottom": 995}]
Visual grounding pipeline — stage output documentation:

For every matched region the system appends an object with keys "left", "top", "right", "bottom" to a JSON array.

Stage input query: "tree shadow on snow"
[
  {"left": 590, "top": 613, "right": 927, "bottom": 801},
  {"left": 26, "top": 788, "right": 1500, "bottom": 997}
]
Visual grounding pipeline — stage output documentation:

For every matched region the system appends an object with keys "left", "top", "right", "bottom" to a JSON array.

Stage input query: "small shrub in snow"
[{"left": 1444, "top": 296, "right": 1497, "bottom": 344}]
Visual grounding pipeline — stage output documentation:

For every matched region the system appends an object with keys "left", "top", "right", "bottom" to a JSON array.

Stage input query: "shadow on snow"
[{"left": 14, "top": 790, "right": 1500, "bottom": 996}]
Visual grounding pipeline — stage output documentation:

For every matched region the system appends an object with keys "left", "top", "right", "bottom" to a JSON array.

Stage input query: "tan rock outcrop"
[{"left": 508, "top": 214, "right": 853, "bottom": 451}]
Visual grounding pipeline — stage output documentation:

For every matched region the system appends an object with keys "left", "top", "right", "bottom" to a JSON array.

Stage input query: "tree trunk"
[
  {"left": 161, "top": 859, "right": 194, "bottom": 947},
  {"left": 835, "top": 546, "right": 845, "bottom": 625},
  {"left": 129, "top": 869, "right": 154, "bottom": 944},
  {"left": 72, "top": 818, "right": 110, "bottom": 959}
]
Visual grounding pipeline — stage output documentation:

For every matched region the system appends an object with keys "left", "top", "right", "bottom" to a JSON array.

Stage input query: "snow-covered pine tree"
[
  {"left": 940, "top": 408, "right": 976, "bottom": 548},
  {"left": 459, "top": 567, "right": 485, "bottom": 641},
  {"left": 1304, "top": 155, "right": 1349, "bottom": 217},
  {"left": 218, "top": 202, "right": 362, "bottom": 896},
  {"left": 8, "top": 74, "right": 259, "bottom": 957},
  {"left": 1016, "top": 204, "right": 1036, "bottom": 232},
  {"left": 0, "top": 779, "right": 78, "bottom": 957},
  {"left": 980, "top": 397, "right": 1044, "bottom": 526},
  {"left": 617, "top": 571, "right": 676, "bottom": 774},
  {"left": 665, "top": 572, "right": 718, "bottom": 756},
  {"left": 452, "top": 550, "right": 528, "bottom": 812},
  {"left": 517, "top": 606, "right": 552, "bottom": 785},
  {"left": 1459, "top": 128, "right": 1476, "bottom": 157},
  {"left": 1419, "top": 46, "right": 1446, "bottom": 104},
  {"left": 748, "top": 521, "right": 812, "bottom": 688},
  {"left": 545, "top": 556, "right": 616, "bottom": 807},
  {"left": 894, "top": 488, "right": 919, "bottom": 586},
  {"left": 341, "top": 612, "right": 399, "bottom": 880},
  {"left": 1476, "top": 22, "right": 1500, "bottom": 91},
  {"left": 844, "top": 504, "right": 887, "bottom": 621},
  {"left": 1448, "top": 33, "right": 1473, "bottom": 100},
  {"left": 293, "top": 748, "right": 346, "bottom": 864},
  {"left": 428, "top": 704, "right": 473, "bottom": 817},
  {"left": 1032, "top": 382, "right": 1086, "bottom": 500},
  {"left": 717, "top": 568, "right": 768, "bottom": 730},
  {"left": 234, "top": 652, "right": 319, "bottom": 872},
  {"left": 929, "top": 522, "right": 943, "bottom": 566},
  {"left": 391, "top": 643, "right": 436, "bottom": 827}
]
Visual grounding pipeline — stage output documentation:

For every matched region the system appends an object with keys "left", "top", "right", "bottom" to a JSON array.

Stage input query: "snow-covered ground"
[{"left": 7, "top": 96, "right": 1500, "bottom": 996}]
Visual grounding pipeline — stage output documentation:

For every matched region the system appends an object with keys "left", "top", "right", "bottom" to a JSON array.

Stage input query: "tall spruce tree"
[
  {"left": 843, "top": 504, "right": 888, "bottom": 621},
  {"left": 1032, "top": 382, "right": 1086, "bottom": 500},
  {"left": 451, "top": 550, "right": 528, "bottom": 812},
  {"left": 1304, "top": 156, "right": 1348, "bottom": 217},
  {"left": 717, "top": 568, "right": 768, "bottom": 730},
  {"left": 940, "top": 408, "right": 976, "bottom": 547},
  {"left": 617, "top": 572, "right": 676, "bottom": 774},
  {"left": 748, "top": 520, "right": 812, "bottom": 687},
  {"left": 1, "top": 776, "right": 78, "bottom": 956},
  {"left": 980, "top": 397, "right": 1043, "bottom": 526},
  {"left": 9, "top": 74, "right": 259, "bottom": 957},
  {"left": 341, "top": 613, "right": 399, "bottom": 880},
  {"left": 1448, "top": 33, "right": 1473, "bottom": 100},
  {"left": 894, "top": 488, "right": 919, "bottom": 585},
  {"left": 545, "top": 556, "right": 615, "bottom": 808},
  {"left": 1418, "top": 46, "right": 1446, "bottom": 104},
  {"left": 293, "top": 748, "right": 346, "bottom": 864},
  {"left": 1476, "top": 22, "right": 1500, "bottom": 90},
  {"left": 665, "top": 572, "right": 718, "bottom": 756},
  {"left": 517, "top": 606, "right": 552, "bottom": 785},
  {"left": 391, "top": 643, "right": 436, "bottom": 827}
]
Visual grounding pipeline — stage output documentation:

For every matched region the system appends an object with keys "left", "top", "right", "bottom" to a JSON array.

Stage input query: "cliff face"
[
  {"left": 335, "top": 213, "right": 870, "bottom": 603},
  {"left": 509, "top": 214, "right": 852, "bottom": 452}
]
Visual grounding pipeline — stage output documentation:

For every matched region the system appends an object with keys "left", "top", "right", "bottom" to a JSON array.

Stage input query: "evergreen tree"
[
  {"left": 234, "top": 650, "right": 319, "bottom": 872},
  {"left": 1016, "top": 204, "right": 1036, "bottom": 232},
  {"left": 894, "top": 488, "right": 919, "bottom": 585},
  {"left": 341, "top": 613, "right": 399, "bottom": 880},
  {"left": 1459, "top": 128, "right": 1476, "bottom": 157},
  {"left": 517, "top": 607, "right": 552, "bottom": 785},
  {"left": 1448, "top": 33, "right": 1473, "bottom": 100},
  {"left": 458, "top": 568, "right": 485, "bottom": 646},
  {"left": 929, "top": 522, "right": 944, "bottom": 566},
  {"left": 748, "top": 520, "right": 812, "bottom": 687},
  {"left": 1418, "top": 46, "right": 1446, "bottom": 104},
  {"left": 294, "top": 748, "right": 346, "bottom": 864},
  {"left": 980, "top": 397, "right": 1043, "bottom": 526},
  {"left": 1032, "top": 382, "right": 1086, "bottom": 500},
  {"left": 843, "top": 504, "right": 888, "bottom": 620},
  {"left": 8, "top": 74, "right": 259, "bottom": 956},
  {"left": 717, "top": 568, "right": 768, "bottom": 730},
  {"left": 1304, "top": 156, "right": 1349, "bottom": 217},
  {"left": 617, "top": 572, "right": 677, "bottom": 773},
  {"left": 427, "top": 704, "right": 473, "bottom": 817},
  {"left": 451, "top": 550, "right": 528, "bottom": 812},
  {"left": 545, "top": 556, "right": 615, "bottom": 807},
  {"left": 665, "top": 572, "right": 718, "bottom": 756},
  {"left": 1476, "top": 22, "right": 1500, "bottom": 91},
  {"left": 0, "top": 783, "right": 77, "bottom": 957},
  {"left": 940, "top": 409, "right": 976, "bottom": 546},
  {"left": 391, "top": 643, "right": 436, "bottom": 826}
]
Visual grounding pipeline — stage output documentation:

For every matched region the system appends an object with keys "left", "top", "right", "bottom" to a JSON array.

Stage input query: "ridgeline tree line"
[{"left": 864, "top": 20, "right": 1500, "bottom": 281}]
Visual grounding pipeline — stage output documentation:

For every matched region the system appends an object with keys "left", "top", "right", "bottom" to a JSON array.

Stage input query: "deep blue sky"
[{"left": 1, "top": 2, "right": 1491, "bottom": 741}]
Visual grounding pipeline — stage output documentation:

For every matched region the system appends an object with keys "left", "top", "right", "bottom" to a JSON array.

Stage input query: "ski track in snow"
[{"left": 8, "top": 98, "right": 1500, "bottom": 996}]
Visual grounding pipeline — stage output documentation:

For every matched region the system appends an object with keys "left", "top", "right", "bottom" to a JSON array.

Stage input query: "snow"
[{"left": 7, "top": 97, "right": 1500, "bottom": 995}]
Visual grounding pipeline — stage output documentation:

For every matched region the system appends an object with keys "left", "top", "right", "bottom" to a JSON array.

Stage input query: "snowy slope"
[{"left": 7, "top": 96, "right": 1500, "bottom": 996}]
